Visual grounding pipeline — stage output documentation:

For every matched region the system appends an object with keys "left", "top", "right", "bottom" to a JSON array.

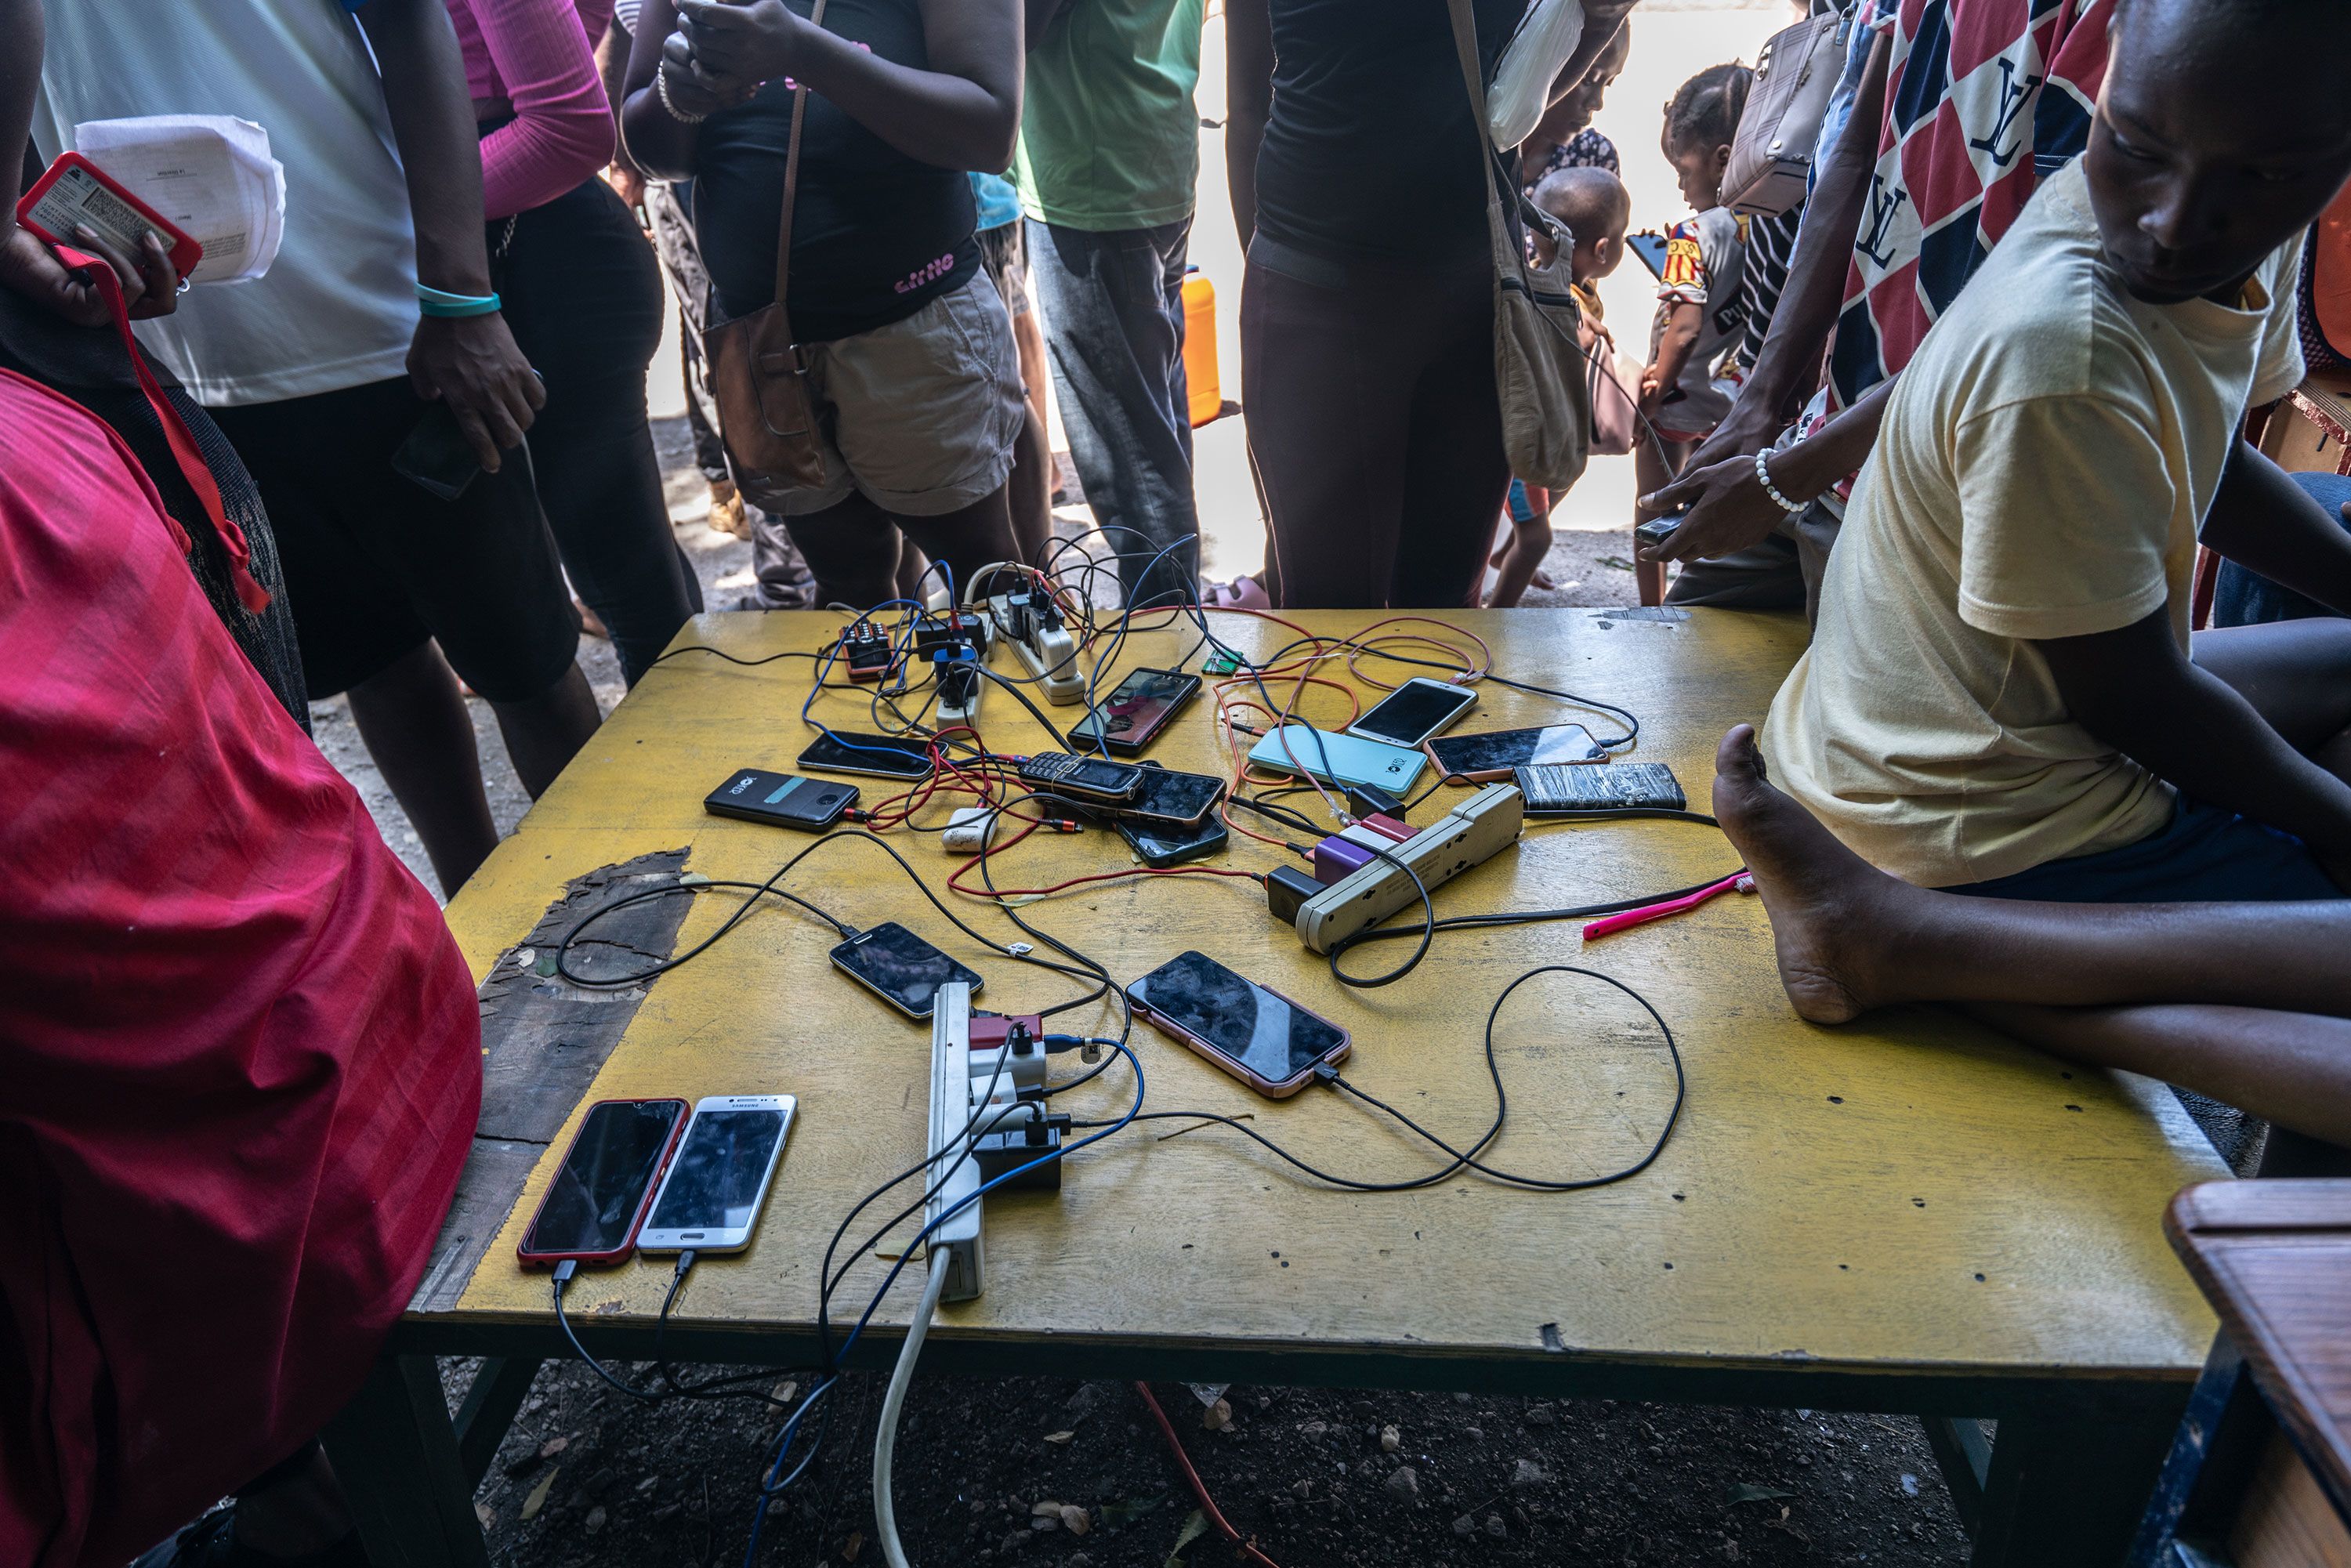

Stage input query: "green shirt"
[{"left": 1016, "top": 0, "right": 1203, "bottom": 231}]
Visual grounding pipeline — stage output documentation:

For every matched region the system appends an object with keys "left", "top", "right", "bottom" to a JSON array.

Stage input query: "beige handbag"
[
  {"left": 702, "top": 0, "right": 831, "bottom": 505},
  {"left": 1722, "top": 11, "right": 1844, "bottom": 217},
  {"left": 1443, "top": 0, "right": 1591, "bottom": 494}
]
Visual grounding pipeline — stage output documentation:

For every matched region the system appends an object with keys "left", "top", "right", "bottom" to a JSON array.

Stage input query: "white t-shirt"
[
  {"left": 33, "top": 2, "right": 421, "bottom": 406},
  {"left": 1761, "top": 160, "right": 2305, "bottom": 888}
]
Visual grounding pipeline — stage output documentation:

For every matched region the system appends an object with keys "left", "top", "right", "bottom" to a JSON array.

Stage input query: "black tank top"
[
  {"left": 1253, "top": 0, "right": 1524, "bottom": 268},
  {"left": 694, "top": 0, "right": 980, "bottom": 342}
]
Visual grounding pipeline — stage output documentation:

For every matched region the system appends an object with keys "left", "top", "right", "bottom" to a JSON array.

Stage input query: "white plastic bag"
[{"left": 1487, "top": 0, "right": 1586, "bottom": 150}]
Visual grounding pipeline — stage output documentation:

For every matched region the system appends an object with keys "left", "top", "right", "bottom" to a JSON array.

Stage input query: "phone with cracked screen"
[
  {"left": 1069, "top": 666, "right": 1201, "bottom": 755},
  {"left": 637, "top": 1095, "right": 796, "bottom": 1254},
  {"left": 1117, "top": 812, "right": 1230, "bottom": 867},
  {"left": 516, "top": 1098, "right": 690, "bottom": 1267},
  {"left": 1125, "top": 951, "right": 1350, "bottom": 1099},
  {"left": 830, "top": 921, "right": 984, "bottom": 1019},
  {"left": 1425, "top": 722, "right": 1607, "bottom": 783}
]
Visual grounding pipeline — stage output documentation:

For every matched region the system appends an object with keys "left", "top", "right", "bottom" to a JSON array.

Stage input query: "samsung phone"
[
  {"left": 704, "top": 769, "right": 859, "bottom": 830},
  {"left": 637, "top": 1095, "right": 796, "bottom": 1254},
  {"left": 1247, "top": 725, "right": 1428, "bottom": 795},
  {"left": 1628, "top": 230, "right": 1672, "bottom": 281},
  {"left": 1118, "top": 812, "right": 1229, "bottom": 867},
  {"left": 1069, "top": 667, "right": 1201, "bottom": 755},
  {"left": 516, "top": 1097, "right": 690, "bottom": 1267},
  {"left": 1125, "top": 951, "right": 1350, "bottom": 1098},
  {"left": 1426, "top": 722, "right": 1607, "bottom": 782},
  {"left": 1347, "top": 677, "right": 1479, "bottom": 748},
  {"left": 830, "top": 921, "right": 984, "bottom": 1018},
  {"left": 796, "top": 730, "right": 934, "bottom": 781}
]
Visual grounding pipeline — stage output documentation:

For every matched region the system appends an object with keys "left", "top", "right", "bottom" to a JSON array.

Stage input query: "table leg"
[
  {"left": 1970, "top": 1387, "right": 2190, "bottom": 1568},
  {"left": 322, "top": 1353, "right": 492, "bottom": 1568},
  {"left": 453, "top": 1355, "right": 545, "bottom": 1490}
]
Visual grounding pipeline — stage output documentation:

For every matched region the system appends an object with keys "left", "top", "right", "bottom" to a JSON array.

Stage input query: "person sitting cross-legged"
[{"left": 1762, "top": 0, "right": 2351, "bottom": 911}]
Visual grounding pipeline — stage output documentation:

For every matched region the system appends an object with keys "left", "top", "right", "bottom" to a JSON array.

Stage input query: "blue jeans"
[
  {"left": 1026, "top": 217, "right": 1199, "bottom": 607},
  {"left": 2214, "top": 470, "right": 2351, "bottom": 626}
]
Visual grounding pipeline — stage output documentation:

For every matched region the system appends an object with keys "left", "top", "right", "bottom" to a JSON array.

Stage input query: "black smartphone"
[
  {"left": 1111, "top": 763, "right": 1226, "bottom": 827},
  {"left": 1117, "top": 813, "right": 1229, "bottom": 867},
  {"left": 391, "top": 401, "right": 482, "bottom": 502},
  {"left": 829, "top": 921, "right": 984, "bottom": 1019},
  {"left": 1125, "top": 951, "right": 1350, "bottom": 1099},
  {"left": 1515, "top": 762, "right": 1686, "bottom": 813},
  {"left": 1628, "top": 231, "right": 1672, "bottom": 281},
  {"left": 796, "top": 731, "right": 934, "bottom": 781},
  {"left": 1070, "top": 667, "right": 1201, "bottom": 755},
  {"left": 704, "top": 769, "right": 859, "bottom": 830},
  {"left": 1426, "top": 723, "right": 1607, "bottom": 782},
  {"left": 515, "top": 1097, "right": 690, "bottom": 1267},
  {"left": 1017, "top": 752, "right": 1144, "bottom": 802}
]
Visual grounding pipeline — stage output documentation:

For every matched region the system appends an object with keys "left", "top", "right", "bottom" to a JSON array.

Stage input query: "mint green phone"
[{"left": 1246, "top": 725, "right": 1429, "bottom": 794}]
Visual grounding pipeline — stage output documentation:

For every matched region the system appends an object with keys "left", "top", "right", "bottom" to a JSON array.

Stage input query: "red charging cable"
[{"left": 1132, "top": 1382, "right": 1284, "bottom": 1568}]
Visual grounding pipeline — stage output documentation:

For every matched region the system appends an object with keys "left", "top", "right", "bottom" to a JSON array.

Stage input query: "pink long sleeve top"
[{"left": 446, "top": 0, "right": 618, "bottom": 219}]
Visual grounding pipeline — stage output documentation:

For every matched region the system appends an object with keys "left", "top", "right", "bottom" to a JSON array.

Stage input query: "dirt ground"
[{"left": 454, "top": 1361, "right": 1971, "bottom": 1568}]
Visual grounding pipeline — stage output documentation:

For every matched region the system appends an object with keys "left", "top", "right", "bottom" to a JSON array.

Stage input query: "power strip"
[
  {"left": 1293, "top": 783, "right": 1525, "bottom": 953},
  {"left": 925, "top": 984, "right": 987, "bottom": 1302},
  {"left": 986, "top": 592, "right": 1085, "bottom": 705},
  {"left": 925, "top": 986, "right": 1065, "bottom": 1304}
]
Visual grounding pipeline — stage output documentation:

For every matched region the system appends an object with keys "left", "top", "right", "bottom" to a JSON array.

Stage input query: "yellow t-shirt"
[{"left": 1761, "top": 160, "right": 2306, "bottom": 888}]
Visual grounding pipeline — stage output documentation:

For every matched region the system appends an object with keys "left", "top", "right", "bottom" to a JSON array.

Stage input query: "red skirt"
[{"left": 0, "top": 370, "right": 480, "bottom": 1566}]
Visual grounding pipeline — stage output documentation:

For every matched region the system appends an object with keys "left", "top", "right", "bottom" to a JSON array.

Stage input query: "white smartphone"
[
  {"left": 636, "top": 1095, "right": 796, "bottom": 1254},
  {"left": 1347, "top": 677, "right": 1480, "bottom": 748}
]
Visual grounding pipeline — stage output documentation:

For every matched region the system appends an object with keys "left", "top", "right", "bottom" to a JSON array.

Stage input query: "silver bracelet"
[
  {"left": 656, "top": 68, "right": 707, "bottom": 125},
  {"left": 1755, "top": 446, "right": 1806, "bottom": 514}
]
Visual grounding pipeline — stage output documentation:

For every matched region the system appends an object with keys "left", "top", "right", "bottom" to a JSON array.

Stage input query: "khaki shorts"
[{"left": 774, "top": 271, "right": 1026, "bottom": 518}]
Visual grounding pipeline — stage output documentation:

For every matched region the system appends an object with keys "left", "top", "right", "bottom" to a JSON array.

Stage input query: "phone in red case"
[
  {"left": 16, "top": 152, "right": 205, "bottom": 280},
  {"left": 516, "top": 1098, "right": 690, "bottom": 1268}
]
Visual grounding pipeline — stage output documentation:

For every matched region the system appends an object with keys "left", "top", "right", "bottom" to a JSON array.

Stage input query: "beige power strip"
[{"left": 1294, "top": 784, "right": 1525, "bottom": 953}]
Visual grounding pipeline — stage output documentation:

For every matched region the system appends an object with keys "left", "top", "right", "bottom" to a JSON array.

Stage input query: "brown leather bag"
[{"left": 702, "top": 0, "right": 830, "bottom": 505}]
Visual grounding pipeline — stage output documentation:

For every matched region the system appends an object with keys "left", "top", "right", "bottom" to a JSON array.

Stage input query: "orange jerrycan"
[{"left": 1182, "top": 265, "right": 1220, "bottom": 427}]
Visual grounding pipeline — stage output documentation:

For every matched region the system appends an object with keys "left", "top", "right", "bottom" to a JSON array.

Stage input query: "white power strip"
[
  {"left": 1294, "top": 784, "right": 1525, "bottom": 953},
  {"left": 924, "top": 983, "right": 985, "bottom": 1302},
  {"left": 985, "top": 594, "right": 1086, "bottom": 705}
]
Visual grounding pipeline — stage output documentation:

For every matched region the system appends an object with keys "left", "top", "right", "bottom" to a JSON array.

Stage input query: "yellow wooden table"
[{"left": 328, "top": 608, "right": 2226, "bottom": 1568}]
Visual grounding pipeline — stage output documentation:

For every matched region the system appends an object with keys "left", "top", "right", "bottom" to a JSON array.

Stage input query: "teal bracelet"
[{"left": 415, "top": 283, "right": 502, "bottom": 318}]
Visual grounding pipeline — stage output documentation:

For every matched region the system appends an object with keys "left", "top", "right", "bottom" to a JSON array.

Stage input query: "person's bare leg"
[
  {"left": 1490, "top": 512, "right": 1553, "bottom": 607},
  {"left": 890, "top": 483, "right": 1023, "bottom": 604},
  {"left": 2193, "top": 617, "right": 2351, "bottom": 781},
  {"left": 344, "top": 641, "right": 498, "bottom": 896},
  {"left": 486, "top": 662, "right": 600, "bottom": 799},
  {"left": 784, "top": 494, "right": 907, "bottom": 609},
  {"left": 1970, "top": 1002, "right": 2351, "bottom": 1152},
  {"left": 232, "top": 1447, "right": 352, "bottom": 1558},
  {"left": 1710, "top": 725, "right": 2351, "bottom": 1023}
]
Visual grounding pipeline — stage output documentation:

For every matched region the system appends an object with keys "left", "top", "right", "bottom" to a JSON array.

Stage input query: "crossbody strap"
[
  {"left": 1442, "top": 0, "right": 1508, "bottom": 232},
  {"left": 770, "top": 0, "right": 828, "bottom": 330}
]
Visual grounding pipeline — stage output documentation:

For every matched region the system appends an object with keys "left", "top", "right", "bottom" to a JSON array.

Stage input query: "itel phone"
[
  {"left": 1346, "top": 677, "right": 1479, "bottom": 748},
  {"left": 704, "top": 769, "right": 859, "bottom": 830},
  {"left": 1016, "top": 752, "right": 1144, "bottom": 802},
  {"left": 1247, "top": 725, "right": 1428, "bottom": 795},
  {"left": 637, "top": 1095, "right": 796, "bottom": 1255},
  {"left": 516, "top": 1097, "right": 690, "bottom": 1267},
  {"left": 796, "top": 730, "right": 935, "bottom": 782},
  {"left": 1426, "top": 722, "right": 1607, "bottom": 782},
  {"left": 1070, "top": 667, "right": 1201, "bottom": 755},
  {"left": 1125, "top": 951, "right": 1350, "bottom": 1099},
  {"left": 830, "top": 921, "right": 984, "bottom": 1019},
  {"left": 1118, "top": 813, "right": 1229, "bottom": 867}
]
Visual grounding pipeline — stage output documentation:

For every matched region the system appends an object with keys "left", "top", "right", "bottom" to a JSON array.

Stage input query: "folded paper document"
[{"left": 72, "top": 115, "right": 286, "bottom": 285}]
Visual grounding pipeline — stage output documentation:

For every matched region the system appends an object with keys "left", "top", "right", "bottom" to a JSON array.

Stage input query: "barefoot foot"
[{"left": 1711, "top": 725, "right": 1905, "bottom": 1024}]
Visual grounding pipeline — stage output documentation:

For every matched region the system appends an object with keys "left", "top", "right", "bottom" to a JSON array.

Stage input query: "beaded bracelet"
[
  {"left": 1755, "top": 446, "right": 1806, "bottom": 515},
  {"left": 657, "top": 69, "right": 708, "bottom": 125}
]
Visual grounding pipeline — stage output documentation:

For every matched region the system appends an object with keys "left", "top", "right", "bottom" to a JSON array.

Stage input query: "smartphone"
[
  {"left": 1347, "top": 677, "right": 1480, "bottom": 748},
  {"left": 1118, "top": 813, "right": 1229, "bottom": 867},
  {"left": 830, "top": 921, "right": 984, "bottom": 1019},
  {"left": 1069, "top": 667, "right": 1201, "bottom": 755},
  {"left": 1247, "top": 725, "right": 1428, "bottom": 795},
  {"left": 1515, "top": 762, "right": 1686, "bottom": 813},
  {"left": 1125, "top": 951, "right": 1350, "bottom": 1099},
  {"left": 1113, "top": 763, "right": 1226, "bottom": 827},
  {"left": 1628, "top": 230, "right": 1672, "bottom": 281},
  {"left": 796, "top": 730, "right": 935, "bottom": 781},
  {"left": 637, "top": 1095, "right": 797, "bottom": 1254},
  {"left": 704, "top": 769, "right": 859, "bottom": 830},
  {"left": 1017, "top": 752, "right": 1144, "bottom": 802},
  {"left": 516, "top": 1097, "right": 690, "bottom": 1267},
  {"left": 391, "top": 400, "right": 483, "bottom": 502},
  {"left": 1426, "top": 722, "right": 1607, "bottom": 782}
]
